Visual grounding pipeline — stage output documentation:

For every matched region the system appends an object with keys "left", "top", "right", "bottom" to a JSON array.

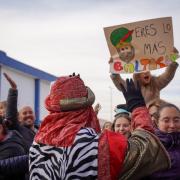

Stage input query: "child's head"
[
  {"left": 112, "top": 113, "right": 131, "bottom": 138},
  {"left": 102, "top": 121, "right": 112, "bottom": 131},
  {"left": 0, "top": 101, "right": 7, "bottom": 118},
  {"left": 133, "top": 71, "right": 152, "bottom": 86}
]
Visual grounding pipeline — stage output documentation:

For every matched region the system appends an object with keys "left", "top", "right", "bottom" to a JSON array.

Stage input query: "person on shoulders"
[{"left": 110, "top": 47, "right": 179, "bottom": 105}]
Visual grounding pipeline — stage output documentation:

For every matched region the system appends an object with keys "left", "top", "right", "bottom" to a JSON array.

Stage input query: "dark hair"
[
  {"left": 112, "top": 113, "right": 131, "bottom": 131},
  {"left": 157, "top": 103, "right": 180, "bottom": 121},
  {"left": 0, "top": 101, "right": 7, "bottom": 108},
  {"left": 116, "top": 104, "right": 127, "bottom": 110},
  {"left": 0, "top": 116, "right": 3, "bottom": 124},
  {"left": 102, "top": 121, "right": 112, "bottom": 130},
  {"left": 0, "top": 116, "right": 7, "bottom": 135},
  {"left": 147, "top": 98, "right": 168, "bottom": 109}
]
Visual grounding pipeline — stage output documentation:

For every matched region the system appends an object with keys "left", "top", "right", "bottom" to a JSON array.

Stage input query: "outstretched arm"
[
  {"left": 118, "top": 79, "right": 170, "bottom": 179},
  {"left": 110, "top": 74, "right": 126, "bottom": 91},
  {"left": 120, "top": 79, "right": 154, "bottom": 132},
  {"left": 156, "top": 61, "right": 178, "bottom": 90},
  {"left": 3, "top": 73, "right": 19, "bottom": 129},
  {"left": 94, "top": 103, "right": 101, "bottom": 115},
  {"left": 156, "top": 47, "right": 179, "bottom": 89},
  {"left": 98, "top": 79, "right": 170, "bottom": 180}
]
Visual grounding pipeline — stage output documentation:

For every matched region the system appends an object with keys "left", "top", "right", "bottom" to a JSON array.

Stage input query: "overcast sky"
[{"left": 0, "top": 0, "right": 180, "bottom": 121}]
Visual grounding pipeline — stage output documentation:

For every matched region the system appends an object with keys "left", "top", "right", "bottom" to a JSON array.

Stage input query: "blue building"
[{"left": 0, "top": 50, "right": 57, "bottom": 125}]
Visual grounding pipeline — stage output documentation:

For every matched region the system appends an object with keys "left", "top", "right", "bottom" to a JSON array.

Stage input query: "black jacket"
[
  {"left": 0, "top": 131, "right": 28, "bottom": 180},
  {"left": 0, "top": 155, "right": 28, "bottom": 180},
  {"left": 0, "top": 155, "right": 28, "bottom": 174},
  {"left": 0, "top": 130, "right": 26, "bottom": 160},
  {"left": 6, "top": 88, "right": 35, "bottom": 150}
]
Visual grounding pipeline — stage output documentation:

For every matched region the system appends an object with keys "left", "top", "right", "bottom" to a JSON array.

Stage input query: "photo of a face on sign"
[
  {"left": 110, "top": 27, "right": 135, "bottom": 64},
  {"left": 104, "top": 17, "right": 177, "bottom": 74}
]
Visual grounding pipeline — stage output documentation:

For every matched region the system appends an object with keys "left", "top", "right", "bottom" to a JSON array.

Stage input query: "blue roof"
[{"left": 0, "top": 50, "right": 57, "bottom": 81}]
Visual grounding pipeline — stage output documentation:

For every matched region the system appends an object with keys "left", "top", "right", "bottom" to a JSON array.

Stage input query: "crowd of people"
[{"left": 0, "top": 52, "right": 179, "bottom": 179}]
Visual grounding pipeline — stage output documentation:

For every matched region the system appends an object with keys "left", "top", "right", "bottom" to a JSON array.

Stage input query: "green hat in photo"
[{"left": 110, "top": 27, "right": 133, "bottom": 48}]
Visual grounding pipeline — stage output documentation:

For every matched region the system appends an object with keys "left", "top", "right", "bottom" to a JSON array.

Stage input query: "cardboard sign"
[{"left": 104, "top": 17, "right": 177, "bottom": 74}]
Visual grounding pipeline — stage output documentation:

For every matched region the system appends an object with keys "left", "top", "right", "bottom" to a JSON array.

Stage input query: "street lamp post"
[{"left": 109, "top": 86, "right": 113, "bottom": 121}]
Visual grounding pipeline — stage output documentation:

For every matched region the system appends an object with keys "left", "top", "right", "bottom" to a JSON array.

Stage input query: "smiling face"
[
  {"left": 117, "top": 44, "right": 135, "bottom": 63},
  {"left": 158, "top": 106, "right": 180, "bottom": 133},
  {"left": 114, "top": 117, "right": 131, "bottom": 138},
  {"left": 139, "top": 71, "right": 151, "bottom": 85},
  {"left": 19, "top": 106, "right": 35, "bottom": 129}
]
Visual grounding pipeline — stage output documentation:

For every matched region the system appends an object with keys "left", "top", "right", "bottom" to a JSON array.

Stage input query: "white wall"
[
  {"left": 0, "top": 66, "right": 51, "bottom": 124},
  {"left": 1, "top": 67, "right": 34, "bottom": 111},
  {"left": 39, "top": 80, "right": 50, "bottom": 121}
]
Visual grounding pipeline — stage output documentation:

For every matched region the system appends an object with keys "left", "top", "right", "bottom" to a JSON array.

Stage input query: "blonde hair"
[
  {"left": 147, "top": 98, "right": 168, "bottom": 109},
  {"left": 102, "top": 121, "right": 112, "bottom": 130},
  {"left": 0, "top": 101, "right": 7, "bottom": 108}
]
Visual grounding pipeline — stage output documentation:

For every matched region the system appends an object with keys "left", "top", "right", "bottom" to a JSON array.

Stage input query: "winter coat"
[
  {"left": 0, "top": 130, "right": 26, "bottom": 160},
  {"left": 0, "top": 155, "right": 28, "bottom": 174},
  {"left": 149, "top": 129, "right": 180, "bottom": 180},
  {"left": 0, "top": 130, "right": 27, "bottom": 180},
  {"left": 5, "top": 88, "right": 35, "bottom": 149}
]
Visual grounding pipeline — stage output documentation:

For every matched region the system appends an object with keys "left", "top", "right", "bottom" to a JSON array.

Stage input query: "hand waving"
[
  {"left": 94, "top": 103, "right": 101, "bottom": 115},
  {"left": 3, "top": 73, "right": 17, "bottom": 90}
]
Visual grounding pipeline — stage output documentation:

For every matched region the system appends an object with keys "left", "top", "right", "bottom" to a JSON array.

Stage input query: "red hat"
[
  {"left": 35, "top": 74, "right": 100, "bottom": 147},
  {"left": 45, "top": 75, "right": 95, "bottom": 112}
]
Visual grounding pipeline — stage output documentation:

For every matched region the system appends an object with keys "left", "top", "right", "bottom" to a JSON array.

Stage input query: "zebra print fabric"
[{"left": 29, "top": 128, "right": 99, "bottom": 180}]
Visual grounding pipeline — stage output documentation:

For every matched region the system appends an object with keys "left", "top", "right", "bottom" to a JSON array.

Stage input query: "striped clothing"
[{"left": 29, "top": 128, "right": 99, "bottom": 180}]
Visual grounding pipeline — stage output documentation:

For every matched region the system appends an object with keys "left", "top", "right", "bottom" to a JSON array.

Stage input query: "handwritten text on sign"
[{"left": 104, "top": 17, "right": 176, "bottom": 74}]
